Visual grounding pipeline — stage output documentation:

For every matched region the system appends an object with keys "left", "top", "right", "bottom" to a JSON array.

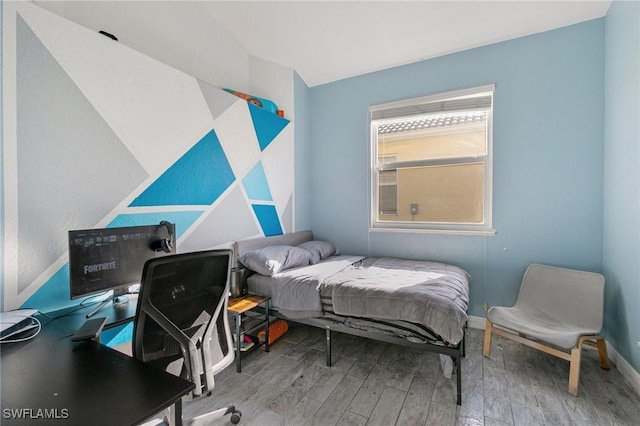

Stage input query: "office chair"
[
  {"left": 483, "top": 263, "right": 609, "bottom": 396},
  {"left": 133, "top": 250, "right": 242, "bottom": 425}
]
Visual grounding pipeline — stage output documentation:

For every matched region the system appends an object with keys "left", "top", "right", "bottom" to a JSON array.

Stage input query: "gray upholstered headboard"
[{"left": 231, "top": 230, "right": 314, "bottom": 268}]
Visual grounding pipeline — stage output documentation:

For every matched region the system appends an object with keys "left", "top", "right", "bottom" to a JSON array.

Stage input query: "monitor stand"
[{"left": 86, "top": 288, "right": 130, "bottom": 319}]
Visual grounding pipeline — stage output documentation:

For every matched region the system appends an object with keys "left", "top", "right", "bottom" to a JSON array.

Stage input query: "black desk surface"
[
  {"left": 0, "top": 299, "right": 194, "bottom": 425},
  {"left": 44, "top": 294, "right": 141, "bottom": 338}
]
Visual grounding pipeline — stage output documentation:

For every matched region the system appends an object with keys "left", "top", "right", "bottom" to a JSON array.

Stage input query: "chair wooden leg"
[
  {"left": 568, "top": 346, "right": 582, "bottom": 396},
  {"left": 483, "top": 319, "right": 493, "bottom": 357},
  {"left": 595, "top": 337, "right": 610, "bottom": 370}
]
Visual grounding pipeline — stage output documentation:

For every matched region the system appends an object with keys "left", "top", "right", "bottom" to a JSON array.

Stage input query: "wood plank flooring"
[{"left": 147, "top": 323, "right": 640, "bottom": 425}]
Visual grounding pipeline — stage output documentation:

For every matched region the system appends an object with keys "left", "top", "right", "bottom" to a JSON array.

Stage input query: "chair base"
[
  {"left": 164, "top": 405, "right": 241, "bottom": 425},
  {"left": 483, "top": 319, "right": 609, "bottom": 396}
]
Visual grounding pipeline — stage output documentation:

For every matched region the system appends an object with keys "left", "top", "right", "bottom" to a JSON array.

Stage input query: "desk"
[{"left": 0, "top": 302, "right": 194, "bottom": 425}]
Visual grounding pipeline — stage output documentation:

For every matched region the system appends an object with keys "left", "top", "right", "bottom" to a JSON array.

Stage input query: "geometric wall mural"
[
  {"left": 2, "top": 2, "right": 292, "bottom": 311},
  {"left": 129, "top": 129, "right": 236, "bottom": 207}
]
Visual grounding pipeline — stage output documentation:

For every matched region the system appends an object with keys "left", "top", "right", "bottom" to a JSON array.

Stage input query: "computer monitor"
[{"left": 68, "top": 222, "right": 176, "bottom": 318}]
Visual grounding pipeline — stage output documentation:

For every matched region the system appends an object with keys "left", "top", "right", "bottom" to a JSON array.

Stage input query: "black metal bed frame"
[
  {"left": 265, "top": 309, "right": 465, "bottom": 406},
  {"left": 232, "top": 231, "right": 466, "bottom": 406}
]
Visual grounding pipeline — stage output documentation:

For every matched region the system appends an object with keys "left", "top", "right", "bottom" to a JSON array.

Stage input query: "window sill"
[{"left": 369, "top": 227, "right": 496, "bottom": 236}]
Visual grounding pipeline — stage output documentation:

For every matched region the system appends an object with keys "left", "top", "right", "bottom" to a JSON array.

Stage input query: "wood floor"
[{"left": 157, "top": 323, "right": 640, "bottom": 425}]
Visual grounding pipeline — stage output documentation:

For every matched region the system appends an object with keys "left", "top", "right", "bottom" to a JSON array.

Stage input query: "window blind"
[{"left": 370, "top": 84, "right": 495, "bottom": 122}]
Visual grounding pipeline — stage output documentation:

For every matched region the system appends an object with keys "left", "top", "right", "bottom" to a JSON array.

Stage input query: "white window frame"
[{"left": 369, "top": 85, "right": 496, "bottom": 235}]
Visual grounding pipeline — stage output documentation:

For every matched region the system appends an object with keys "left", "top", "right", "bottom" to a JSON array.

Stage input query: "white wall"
[
  {"left": 2, "top": 1, "right": 300, "bottom": 312},
  {"left": 35, "top": 0, "right": 251, "bottom": 90},
  {"left": 32, "top": 0, "right": 305, "bottom": 232},
  {"left": 248, "top": 56, "right": 298, "bottom": 232},
  {"left": 249, "top": 56, "right": 294, "bottom": 121},
  {"left": 293, "top": 72, "right": 312, "bottom": 232}
]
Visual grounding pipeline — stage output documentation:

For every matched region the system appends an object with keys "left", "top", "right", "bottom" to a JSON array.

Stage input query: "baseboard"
[
  {"left": 470, "top": 314, "right": 640, "bottom": 396},
  {"left": 468, "top": 315, "right": 486, "bottom": 330},
  {"left": 606, "top": 342, "right": 640, "bottom": 396}
]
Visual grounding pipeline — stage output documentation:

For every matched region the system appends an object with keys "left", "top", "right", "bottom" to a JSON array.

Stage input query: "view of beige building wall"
[{"left": 377, "top": 124, "right": 486, "bottom": 223}]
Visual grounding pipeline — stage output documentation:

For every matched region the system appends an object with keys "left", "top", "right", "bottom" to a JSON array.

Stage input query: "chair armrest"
[{"left": 138, "top": 303, "right": 204, "bottom": 395}]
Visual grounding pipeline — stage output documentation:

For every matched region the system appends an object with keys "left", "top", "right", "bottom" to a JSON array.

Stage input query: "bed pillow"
[
  {"left": 298, "top": 240, "right": 338, "bottom": 264},
  {"left": 238, "top": 245, "right": 311, "bottom": 276}
]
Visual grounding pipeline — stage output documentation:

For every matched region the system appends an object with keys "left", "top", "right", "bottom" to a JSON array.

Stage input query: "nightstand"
[{"left": 227, "top": 294, "right": 270, "bottom": 373}]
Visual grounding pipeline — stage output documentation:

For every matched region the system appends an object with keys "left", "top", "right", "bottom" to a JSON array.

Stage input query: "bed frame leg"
[
  {"left": 456, "top": 355, "right": 462, "bottom": 405},
  {"left": 325, "top": 328, "right": 332, "bottom": 367},
  {"left": 462, "top": 331, "right": 466, "bottom": 358},
  {"left": 454, "top": 330, "right": 464, "bottom": 405}
]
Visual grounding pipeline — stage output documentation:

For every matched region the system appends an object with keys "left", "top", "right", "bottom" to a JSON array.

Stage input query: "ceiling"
[{"left": 199, "top": 1, "right": 611, "bottom": 87}]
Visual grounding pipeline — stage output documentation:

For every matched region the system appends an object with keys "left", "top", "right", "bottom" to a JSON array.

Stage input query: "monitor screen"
[{"left": 68, "top": 222, "right": 176, "bottom": 299}]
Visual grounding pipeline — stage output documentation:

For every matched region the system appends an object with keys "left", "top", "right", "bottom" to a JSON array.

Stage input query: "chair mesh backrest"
[
  {"left": 133, "top": 250, "right": 232, "bottom": 388},
  {"left": 515, "top": 264, "right": 605, "bottom": 330}
]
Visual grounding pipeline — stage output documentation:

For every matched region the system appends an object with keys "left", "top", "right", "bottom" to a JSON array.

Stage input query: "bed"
[{"left": 232, "top": 231, "right": 470, "bottom": 405}]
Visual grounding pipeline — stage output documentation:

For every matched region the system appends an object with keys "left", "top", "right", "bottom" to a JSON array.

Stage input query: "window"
[
  {"left": 378, "top": 155, "right": 398, "bottom": 215},
  {"left": 369, "top": 85, "right": 495, "bottom": 234}
]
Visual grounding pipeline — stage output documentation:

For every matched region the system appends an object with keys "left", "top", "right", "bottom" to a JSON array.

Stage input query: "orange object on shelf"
[
  {"left": 257, "top": 319, "right": 288, "bottom": 345},
  {"left": 223, "top": 88, "right": 279, "bottom": 115}
]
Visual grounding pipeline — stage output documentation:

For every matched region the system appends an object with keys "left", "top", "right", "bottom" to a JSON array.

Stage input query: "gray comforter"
[{"left": 318, "top": 257, "right": 470, "bottom": 345}]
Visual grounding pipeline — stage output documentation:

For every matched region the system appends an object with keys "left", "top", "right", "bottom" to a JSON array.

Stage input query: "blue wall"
[
  {"left": 309, "top": 19, "right": 605, "bottom": 318},
  {"left": 603, "top": 0, "right": 640, "bottom": 373}
]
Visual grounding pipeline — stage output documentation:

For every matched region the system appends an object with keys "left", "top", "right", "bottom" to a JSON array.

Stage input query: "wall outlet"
[{"left": 483, "top": 302, "right": 489, "bottom": 312}]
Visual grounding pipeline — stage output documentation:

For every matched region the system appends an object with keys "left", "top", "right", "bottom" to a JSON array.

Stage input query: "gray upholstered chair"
[{"left": 483, "top": 263, "right": 609, "bottom": 396}]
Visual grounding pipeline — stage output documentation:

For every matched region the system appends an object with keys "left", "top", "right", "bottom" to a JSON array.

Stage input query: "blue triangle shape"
[
  {"left": 248, "top": 103, "right": 290, "bottom": 151},
  {"left": 130, "top": 129, "right": 235, "bottom": 206},
  {"left": 243, "top": 162, "right": 273, "bottom": 201}
]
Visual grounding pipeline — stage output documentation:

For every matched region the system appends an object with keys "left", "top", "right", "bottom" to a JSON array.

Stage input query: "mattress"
[{"left": 246, "top": 255, "right": 469, "bottom": 346}]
